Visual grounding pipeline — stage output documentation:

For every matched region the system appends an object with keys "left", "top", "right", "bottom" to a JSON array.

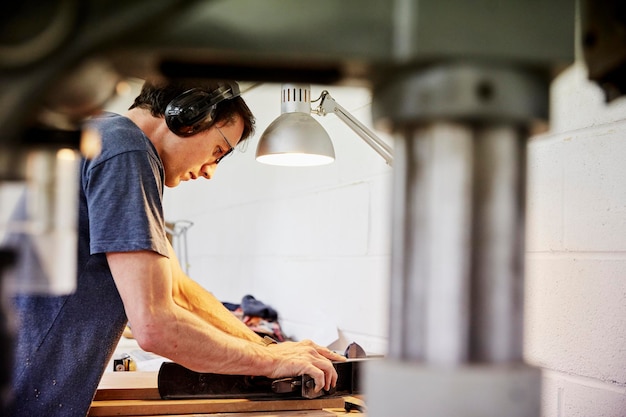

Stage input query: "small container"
[{"left": 113, "top": 353, "right": 136, "bottom": 372}]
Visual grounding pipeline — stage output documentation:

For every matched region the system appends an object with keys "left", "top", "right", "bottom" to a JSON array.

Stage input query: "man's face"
[{"left": 160, "top": 116, "right": 244, "bottom": 187}]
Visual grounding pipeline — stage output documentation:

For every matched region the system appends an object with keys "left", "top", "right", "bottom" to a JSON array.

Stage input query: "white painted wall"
[{"left": 525, "top": 62, "right": 626, "bottom": 416}]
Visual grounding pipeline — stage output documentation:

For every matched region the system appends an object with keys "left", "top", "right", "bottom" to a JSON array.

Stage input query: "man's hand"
[{"left": 265, "top": 340, "right": 346, "bottom": 392}]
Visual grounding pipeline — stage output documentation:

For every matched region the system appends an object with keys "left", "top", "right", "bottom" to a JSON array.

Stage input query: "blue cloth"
[
  {"left": 4, "top": 113, "right": 169, "bottom": 416},
  {"left": 241, "top": 295, "right": 278, "bottom": 321}
]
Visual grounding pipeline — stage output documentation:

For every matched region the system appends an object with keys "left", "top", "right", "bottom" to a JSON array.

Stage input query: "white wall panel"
[
  {"left": 541, "top": 370, "right": 626, "bottom": 417},
  {"left": 525, "top": 256, "right": 626, "bottom": 384},
  {"left": 525, "top": 60, "right": 626, "bottom": 416},
  {"left": 562, "top": 122, "right": 626, "bottom": 251},
  {"left": 526, "top": 135, "right": 565, "bottom": 252}
]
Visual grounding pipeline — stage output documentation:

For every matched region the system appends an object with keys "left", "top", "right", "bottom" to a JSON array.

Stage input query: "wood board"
[
  {"left": 135, "top": 411, "right": 339, "bottom": 417},
  {"left": 89, "top": 397, "right": 345, "bottom": 416},
  {"left": 95, "top": 372, "right": 160, "bottom": 400}
]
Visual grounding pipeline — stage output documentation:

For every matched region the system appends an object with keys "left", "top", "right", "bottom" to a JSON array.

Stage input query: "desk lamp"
[{"left": 256, "top": 84, "right": 393, "bottom": 166}]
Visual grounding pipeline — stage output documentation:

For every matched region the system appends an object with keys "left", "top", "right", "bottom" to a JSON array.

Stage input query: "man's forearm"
[
  {"left": 173, "top": 275, "right": 265, "bottom": 345},
  {"left": 166, "top": 241, "right": 265, "bottom": 344}
]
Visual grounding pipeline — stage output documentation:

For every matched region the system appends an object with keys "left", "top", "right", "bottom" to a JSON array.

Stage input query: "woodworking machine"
[{"left": 157, "top": 359, "right": 362, "bottom": 401}]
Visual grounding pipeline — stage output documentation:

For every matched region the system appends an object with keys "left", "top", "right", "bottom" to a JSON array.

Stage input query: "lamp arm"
[{"left": 315, "top": 91, "right": 393, "bottom": 166}]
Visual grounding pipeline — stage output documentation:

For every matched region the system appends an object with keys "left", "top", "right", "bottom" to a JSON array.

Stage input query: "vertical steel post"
[
  {"left": 389, "top": 123, "right": 474, "bottom": 365},
  {"left": 367, "top": 64, "right": 547, "bottom": 416},
  {"left": 470, "top": 125, "right": 526, "bottom": 363}
]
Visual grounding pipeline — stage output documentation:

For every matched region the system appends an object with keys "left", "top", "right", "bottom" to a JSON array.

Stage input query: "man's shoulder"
[
  {"left": 87, "top": 113, "right": 157, "bottom": 163},
  {"left": 90, "top": 112, "right": 143, "bottom": 144}
]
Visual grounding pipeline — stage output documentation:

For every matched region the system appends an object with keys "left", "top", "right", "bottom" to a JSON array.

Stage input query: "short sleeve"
[{"left": 83, "top": 149, "right": 169, "bottom": 257}]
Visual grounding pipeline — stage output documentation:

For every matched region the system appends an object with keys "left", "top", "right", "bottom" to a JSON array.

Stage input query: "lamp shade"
[{"left": 256, "top": 111, "right": 335, "bottom": 166}]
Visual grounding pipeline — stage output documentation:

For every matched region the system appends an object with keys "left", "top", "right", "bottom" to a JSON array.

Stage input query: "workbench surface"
[{"left": 91, "top": 371, "right": 365, "bottom": 416}]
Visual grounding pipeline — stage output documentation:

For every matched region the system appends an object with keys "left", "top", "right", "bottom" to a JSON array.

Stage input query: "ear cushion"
[{"left": 165, "top": 82, "right": 240, "bottom": 137}]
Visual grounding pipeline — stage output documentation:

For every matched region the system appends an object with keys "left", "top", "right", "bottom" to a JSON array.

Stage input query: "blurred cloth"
[
  {"left": 223, "top": 295, "right": 284, "bottom": 342},
  {"left": 241, "top": 294, "right": 278, "bottom": 320}
]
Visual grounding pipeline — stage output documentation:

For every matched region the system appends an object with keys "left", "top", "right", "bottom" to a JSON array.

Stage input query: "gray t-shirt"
[
  {"left": 6, "top": 113, "right": 170, "bottom": 417},
  {"left": 80, "top": 112, "right": 169, "bottom": 259}
]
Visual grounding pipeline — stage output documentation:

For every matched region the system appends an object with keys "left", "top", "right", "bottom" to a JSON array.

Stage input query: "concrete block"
[
  {"left": 540, "top": 370, "right": 626, "bottom": 417},
  {"left": 561, "top": 121, "right": 626, "bottom": 251},
  {"left": 527, "top": 118, "right": 626, "bottom": 252},
  {"left": 560, "top": 376, "right": 626, "bottom": 417},
  {"left": 526, "top": 134, "right": 565, "bottom": 252},
  {"left": 525, "top": 256, "right": 626, "bottom": 385}
]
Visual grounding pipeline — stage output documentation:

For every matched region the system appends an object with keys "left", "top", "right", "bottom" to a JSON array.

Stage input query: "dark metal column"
[
  {"left": 367, "top": 64, "right": 546, "bottom": 416},
  {"left": 471, "top": 125, "right": 526, "bottom": 363}
]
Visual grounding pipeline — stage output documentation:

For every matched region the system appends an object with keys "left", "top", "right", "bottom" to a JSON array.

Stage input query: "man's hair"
[{"left": 129, "top": 79, "right": 255, "bottom": 141}]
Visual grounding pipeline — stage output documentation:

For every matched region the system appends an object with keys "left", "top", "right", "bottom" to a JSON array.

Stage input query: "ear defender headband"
[{"left": 164, "top": 81, "right": 241, "bottom": 137}]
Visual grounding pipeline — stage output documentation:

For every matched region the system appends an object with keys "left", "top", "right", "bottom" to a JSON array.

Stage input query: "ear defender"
[{"left": 165, "top": 81, "right": 241, "bottom": 137}]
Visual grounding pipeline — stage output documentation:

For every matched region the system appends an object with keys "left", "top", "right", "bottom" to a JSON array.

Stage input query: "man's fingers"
[
  {"left": 323, "top": 349, "right": 346, "bottom": 362},
  {"left": 267, "top": 341, "right": 343, "bottom": 392},
  {"left": 311, "top": 347, "right": 341, "bottom": 391},
  {"left": 307, "top": 357, "right": 338, "bottom": 392},
  {"left": 312, "top": 344, "right": 347, "bottom": 362},
  {"left": 306, "top": 365, "right": 326, "bottom": 392},
  {"left": 324, "top": 367, "right": 336, "bottom": 391},
  {"left": 318, "top": 357, "right": 338, "bottom": 392}
]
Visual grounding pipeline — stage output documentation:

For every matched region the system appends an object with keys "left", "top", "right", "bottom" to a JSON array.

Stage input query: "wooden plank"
[
  {"left": 88, "top": 397, "right": 345, "bottom": 416},
  {"left": 93, "top": 371, "right": 347, "bottom": 415},
  {"left": 94, "top": 387, "right": 161, "bottom": 401},
  {"left": 138, "top": 411, "right": 339, "bottom": 417},
  {"left": 95, "top": 372, "right": 160, "bottom": 401}
]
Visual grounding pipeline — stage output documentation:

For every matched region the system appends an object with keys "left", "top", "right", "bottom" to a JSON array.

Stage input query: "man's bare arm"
[
  {"left": 166, "top": 242, "right": 265, "bottom": 345},
  {"left": 106, "top": 250, "right": 344, "bottom": 391}
]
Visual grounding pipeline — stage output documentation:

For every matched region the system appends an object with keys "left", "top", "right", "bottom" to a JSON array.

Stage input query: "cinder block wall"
[{"left": 525, "top": 62, "right": 626, "bottom": 416}]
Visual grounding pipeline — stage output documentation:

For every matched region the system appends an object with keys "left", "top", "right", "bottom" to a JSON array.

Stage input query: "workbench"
[{"left": 90, "top": 371, "right": 365, "bottom": 416}]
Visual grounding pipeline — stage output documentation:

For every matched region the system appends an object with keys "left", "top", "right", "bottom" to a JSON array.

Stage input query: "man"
[{"left": 5, "top": 79, "right": 344, "bottom": 416}]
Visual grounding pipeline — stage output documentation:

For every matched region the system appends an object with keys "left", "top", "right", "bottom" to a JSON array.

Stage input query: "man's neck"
[{"left": 125, "top": 108, "right": 166, "bottom": 152}]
